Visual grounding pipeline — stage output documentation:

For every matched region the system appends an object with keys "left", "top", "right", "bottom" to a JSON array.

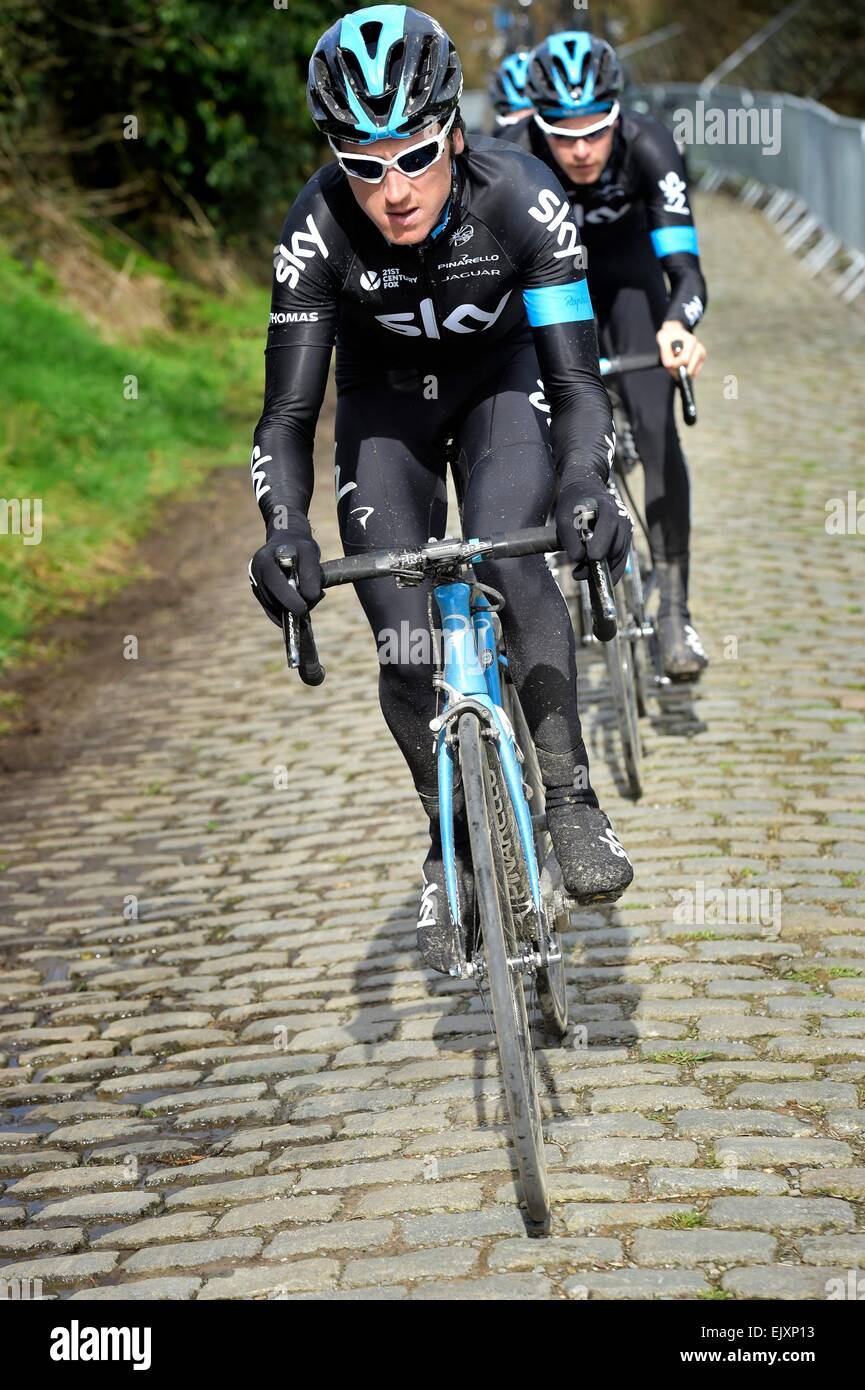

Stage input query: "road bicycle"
[
  {"left": 276, "top": 512, "right": 615, "bottom": 1230},
  {"left": 551, "top": 352, "right": 697, "bottom": 799}
]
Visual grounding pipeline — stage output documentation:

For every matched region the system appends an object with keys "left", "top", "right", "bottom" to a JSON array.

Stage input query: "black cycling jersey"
[
  {"left": 501, "top": 110, "right": 707, "bottom": 331},
  {"left": 250, "top": 135, "right": 614, "bottom": 532}
]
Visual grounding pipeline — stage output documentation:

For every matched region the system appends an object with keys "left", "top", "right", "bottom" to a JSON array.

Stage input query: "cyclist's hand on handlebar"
[
  {"left": 556, "top": 484, "right": 633, "bottom": 585},
  {"left": 656, "top": 321, "right": 706, "bottom": 379},
  {"left": 248, "top": 521, "right": 322, "bottom": 627}
]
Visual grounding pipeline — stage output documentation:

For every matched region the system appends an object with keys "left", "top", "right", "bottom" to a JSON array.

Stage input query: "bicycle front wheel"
[
  {"left": 458, "top": 712, "right": 549, "bottom": 1226},
  {"left": 604, "top": 602, "right": 643, "bottom": 799},
  {"left": 500, "top": 670, "right": 569, "bottom": 1041}
]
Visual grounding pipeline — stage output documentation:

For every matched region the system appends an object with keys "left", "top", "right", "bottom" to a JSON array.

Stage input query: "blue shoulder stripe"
[
  {"left": 523, "top": 281, "right": 594, "bottom": 328},
  {"left": 651, "top": 226, "right": 699, "bottom": 258}
]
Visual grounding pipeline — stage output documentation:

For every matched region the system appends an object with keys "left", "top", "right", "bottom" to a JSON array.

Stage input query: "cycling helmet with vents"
[
  {"left": 307, "top": 5, "right": 463, "bottom": 144},
  {"left": 527, "top": 31, "right": 622, "bottom": 118}
]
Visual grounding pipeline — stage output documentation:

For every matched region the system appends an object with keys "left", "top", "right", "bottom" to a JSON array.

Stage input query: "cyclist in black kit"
[
  {"left": 488, "top": 49, "right": 534, "bottom": 130},
  {"left": 247, "top": 6, "right": 634, "bottom": 973},
  {"left": 500, "top": 32, "right": 710, "bottom": 680}
]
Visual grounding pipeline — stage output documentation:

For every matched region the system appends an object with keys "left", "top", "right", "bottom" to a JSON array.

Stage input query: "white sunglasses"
[
  {"left": 533, "top": 101, "right": 620, "bottom": 142},
  {"left": 330, "top": 110, "right": 456, "bottom": 184}
]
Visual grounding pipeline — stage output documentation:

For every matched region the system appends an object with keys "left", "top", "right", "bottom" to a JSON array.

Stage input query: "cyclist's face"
[
  {"left": 340, "top": 122, "right": 464, "bottom": 245},
  {"left": 544, "top": 114, "right": 617, "bottom": 185}
]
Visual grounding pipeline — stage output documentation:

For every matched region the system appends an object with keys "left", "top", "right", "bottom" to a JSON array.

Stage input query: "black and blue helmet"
[
  {"left": 527, "top": 32, "right": 622, "bottom": 119},
  {"left": 307, "top": 5, "right": 463, "bottom": 144},
  {"left": 489, "top": 50, "right": 532, "bottom": 117}
]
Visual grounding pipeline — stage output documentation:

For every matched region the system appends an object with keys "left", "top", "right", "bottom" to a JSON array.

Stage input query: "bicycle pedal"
[
  {"left": 563, "top": 887, "right": 626, "bottom": 907},
  {"left": 664, "top": 669, "right": 703, "bottom": 685}
]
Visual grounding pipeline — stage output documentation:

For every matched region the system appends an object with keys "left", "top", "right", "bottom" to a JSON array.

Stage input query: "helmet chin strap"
[{"left": 424, "top": 158, "right": 460, "bottom": 248}]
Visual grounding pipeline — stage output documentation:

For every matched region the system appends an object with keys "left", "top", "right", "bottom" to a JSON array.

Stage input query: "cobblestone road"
[{"left": 2, "top": 195, "right": 865, "bottom": 1301}]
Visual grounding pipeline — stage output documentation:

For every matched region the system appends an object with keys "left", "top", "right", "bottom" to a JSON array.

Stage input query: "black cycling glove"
[
  {"left": 248, "top": 510, "right": 322, "bottom": 627},
  {"left": 556, "top": 481, "right": 633, "bottom": 585}
]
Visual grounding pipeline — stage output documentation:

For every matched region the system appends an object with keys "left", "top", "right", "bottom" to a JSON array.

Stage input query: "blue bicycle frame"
[{"left": 432, "top": 578, "right": 542, "bottom": 933}]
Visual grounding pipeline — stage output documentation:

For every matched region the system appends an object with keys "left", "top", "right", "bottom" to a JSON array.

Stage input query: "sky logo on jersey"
[
  {"left": 681, "top": 294, "right": 704, "bottom": 326},
  {"left": 657, "top": 171, "right": 690, "bottom": 215},
  {"left": 273, "top": 215, "right": 328, "bottom": 289},
  {"left": 584, "top": 203, "right": 631, "bottom": 225},
  {"left": 527, "top": 190, "right": 586, "bottom": 268},
  {"left": 375, "top": 292, "right": 512, "bottom": 338}
]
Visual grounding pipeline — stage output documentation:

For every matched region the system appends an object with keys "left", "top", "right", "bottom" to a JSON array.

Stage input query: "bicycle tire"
[
  {"left": 604, "top": 609, "right": 643, "bottom": 799},
  {"left": 459, "top": 712, "right": 549, "bottom": 1225},
  {"left": 500, "top": 673, "right": 569, "bottom": 1039},
  {"left": 633, "top": 633, "right": 650, "bottom": 719},
  {"left": 620, "top": 553, "right": 650, "bottom": 719}
]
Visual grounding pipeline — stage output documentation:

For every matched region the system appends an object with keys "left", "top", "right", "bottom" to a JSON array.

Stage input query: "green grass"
[
  {"left": 663, "top": 1210, "right": 705, "bottom": 1229},
  {"left": 0, "top": 246, "right": 268, "bottom": 674},
  {"left": 784, "top": 969, "right": 823, "bottom": 985},
  {"left": 647, "top": 1049, "right": 715, "bottom": 1065}
]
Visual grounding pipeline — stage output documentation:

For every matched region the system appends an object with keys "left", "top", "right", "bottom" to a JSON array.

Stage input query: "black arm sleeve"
[
  {"left": 501, "top": 155, "right": 615, "bottom": 495},
  {"left": 249, "top": 171, "right": 345, "bottom": 532},
  {"left": 633, "top": 119, "right": 708, "bottom": 329}
]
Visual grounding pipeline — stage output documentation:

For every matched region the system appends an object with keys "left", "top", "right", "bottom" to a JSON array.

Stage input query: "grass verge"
[{"left": 0, "top": 243, "right": 268, "bottom": 675}]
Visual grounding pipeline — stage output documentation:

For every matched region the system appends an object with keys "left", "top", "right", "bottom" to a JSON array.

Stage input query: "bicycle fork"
[{"left": 429, "top": 582, "right": 560, "bottom": 981}]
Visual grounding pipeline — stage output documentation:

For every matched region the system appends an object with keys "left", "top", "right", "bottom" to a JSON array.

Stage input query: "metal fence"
[{"left": 631, "top": 83, "right": 865, "bottom": 255}]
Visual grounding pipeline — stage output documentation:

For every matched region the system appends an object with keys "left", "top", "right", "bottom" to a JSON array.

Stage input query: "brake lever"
[
  {"left": 572, "top": 501, "right": 617, "bottom": 643},
  {"left": 282, "top": 607, "right": 300, "bottom": 670},
  {"left": 275, "top": 546, "right": 325, "bottom": 685},
  {"left": 273, "top": 548, "right": 300, "bottom": 665},
  {"left": 671, "top": 339, "right": 698, "bottom": 426}
]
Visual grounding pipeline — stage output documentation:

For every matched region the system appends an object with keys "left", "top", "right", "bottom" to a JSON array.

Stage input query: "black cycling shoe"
[
  {"left": 415, "top": 781, "right": 475, "bottom": 974},
  {"left": 545, "top": 798, "right": 634, "bottom": 904},
  {"left": 658, "top": 613, "right": 709, "bottom": 681},
  {"left": 417, "top": 841, "right": 474, "bottom": 975},
  {"left": 655, "top": 557, "right": 708, "bottom": 682}
]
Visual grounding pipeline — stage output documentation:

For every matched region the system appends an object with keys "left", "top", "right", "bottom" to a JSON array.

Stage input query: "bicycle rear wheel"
[
  {"left": 555, "top": 551, "right": 643, "bottom": 796},
  {"left": 604, "top": 594, "right": 643, "bottom": 799},
  {"left": 624, "top": 552, "right": 651, "bottom": 718},
  {"left": 633, "top": 630, "right": 650, "bottom": 718},
  {"left": 459, "top": 712, "right": 549, "bottom": 1225}
]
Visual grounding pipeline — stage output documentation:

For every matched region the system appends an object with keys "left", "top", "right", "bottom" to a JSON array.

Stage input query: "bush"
[{"left": 0, "top": 0, "right": 345, "bottom": 258}]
